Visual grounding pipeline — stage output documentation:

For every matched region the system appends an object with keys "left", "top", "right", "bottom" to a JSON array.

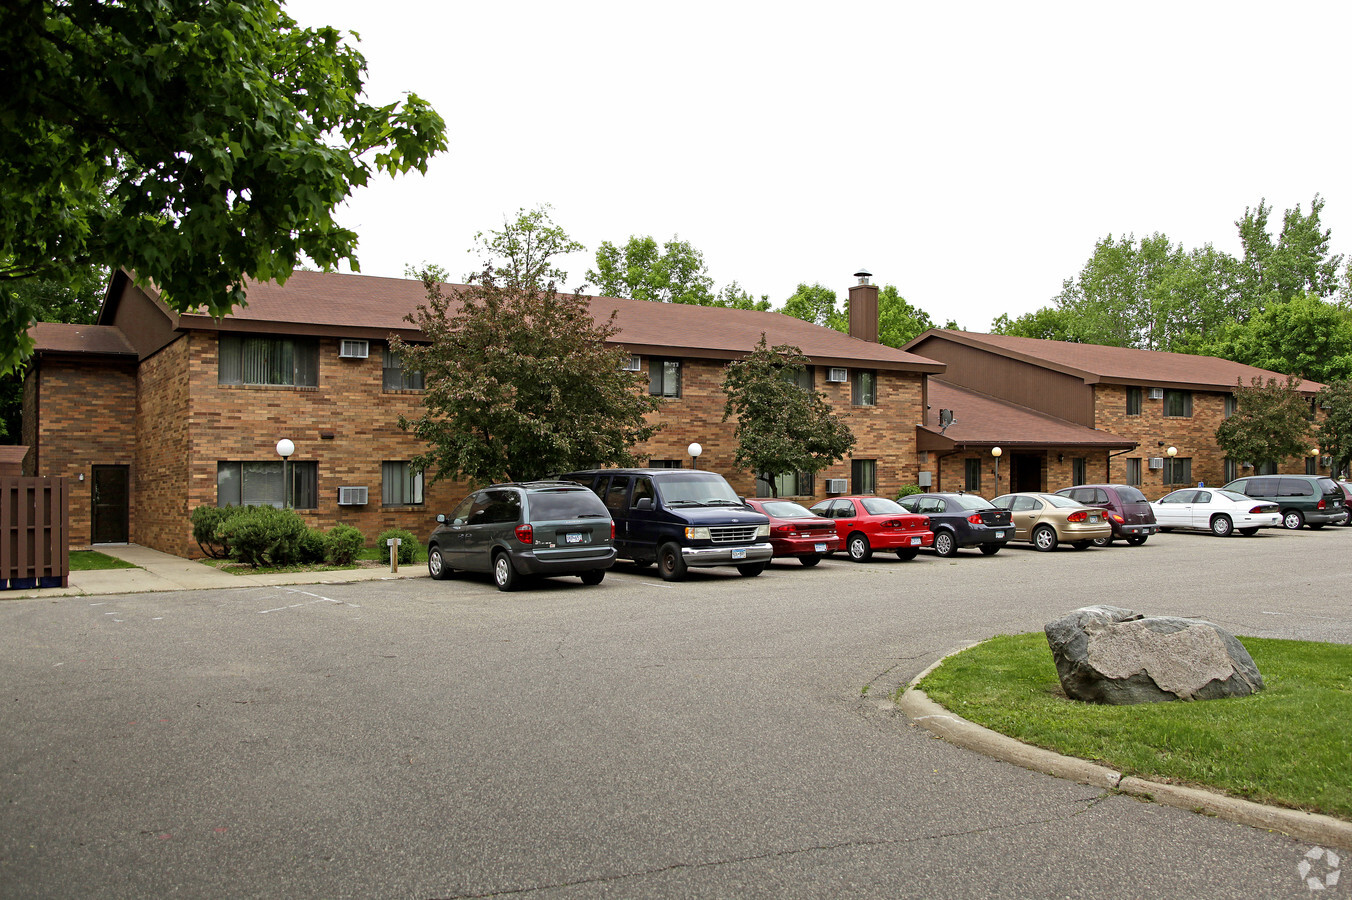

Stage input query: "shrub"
[
  {"left": 190, "top": 505, "right": 243, "bottom": 559},
  {"left": 894, "top": 484, "right": 924, "bottom": 499},
  {"left": 325, "top": 524, "right": 366, "bottom": 566},
  {"left": 299, "top": 528, "right": 327, "bottom": 564},
  {"left": 217, "top": 506, "right": 310, "bottom": 567},
  {"left": 376, "top": 528, "right": 419, "bottom": 565}
]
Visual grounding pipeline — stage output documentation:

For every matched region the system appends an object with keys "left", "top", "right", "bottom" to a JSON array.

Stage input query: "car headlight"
[
  {"left": 756, "top": 523, "right": 771, "bottom": 538},
  {"left": 685, "top": 526, "right": 711, "bottom": 540}
]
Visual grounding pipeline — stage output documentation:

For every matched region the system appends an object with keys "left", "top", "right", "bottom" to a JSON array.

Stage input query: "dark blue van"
[{"left": 562, "top": 469, "right": 772, "bottom": 581}]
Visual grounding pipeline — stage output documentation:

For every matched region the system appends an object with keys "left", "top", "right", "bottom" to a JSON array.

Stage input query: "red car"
[
  {"left": 809, "top": 495, "right": 933, "bottom": 561},
  {"left": 744, "top": 498, "right": 842, "bottom": 566}
]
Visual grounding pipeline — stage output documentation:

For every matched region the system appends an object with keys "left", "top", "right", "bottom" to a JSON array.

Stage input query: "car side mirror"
[
  {"left": 635, "top": 497, "right": 653, "bottom": 511},
  {"left": 436, "top": 514, "right": 447, "bottom": 524}
]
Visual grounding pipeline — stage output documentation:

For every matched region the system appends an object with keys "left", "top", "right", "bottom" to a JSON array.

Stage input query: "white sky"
[{"left": 284, "top": 0, "right": 1352, "bottom": 333}]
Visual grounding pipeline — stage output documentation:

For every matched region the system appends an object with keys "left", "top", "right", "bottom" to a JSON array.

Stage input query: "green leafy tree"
[
  {"left": 0, "top": 0, "right": 447, "bottom": 373},
  {"left": 1215, "top": 376, "right": 1314, "bottom": 470},
  {"left": 1233, "top": 195, "right": 1343, "bottom": 315},
  {"left": 396, "top": 209, "right": 660, "bottom": 485},
  {"left": 990, "top": 306, "right": 1083, "bottom": 342},
  {"left": 712, "top": 281, "right": 772, "bottom": 311},
  {"left": 1317, "top": 379, "right": 1352, "bottom": 477},
  {"left": 780, "top": 283, "right": 846, "bottom": 331},
  {"left": 877, "top": 285, "right": 957, "bottom": 347},
  {"left": 721, "top": 336, "right": 855, "bottom": 496},
  {"left": 1191, "top": 293, "right": 1352, "bottom": 384},
  {"left": 587, "top": 236, "right": 716, "bottom": 305}
]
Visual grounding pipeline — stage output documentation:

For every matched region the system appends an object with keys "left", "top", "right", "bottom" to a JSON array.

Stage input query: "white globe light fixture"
[
  {"left": 1166, "top": 446, "right": 1178, "bottom": 458},
  {"left": 688, "top": 442, "right": 703, "bottom": 470},
  {"left": 276, "top": 439, "right": 295, "bottom": 508},
  {"left": 991, "top": 446, "right": 1002, "bottom": 492}
]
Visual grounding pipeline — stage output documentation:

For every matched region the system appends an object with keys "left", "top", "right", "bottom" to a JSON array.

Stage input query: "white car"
[{"left": 1150, "top": 488, "right": 1281, "bottom": 536}]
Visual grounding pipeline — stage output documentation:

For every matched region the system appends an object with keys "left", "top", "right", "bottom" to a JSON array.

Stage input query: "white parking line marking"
[
  {"left": 1261, "top": 611, "right": 1341, "bottom": 621},
  {"left": 258, "top": 589, "right": 361, "bottom": 614}
]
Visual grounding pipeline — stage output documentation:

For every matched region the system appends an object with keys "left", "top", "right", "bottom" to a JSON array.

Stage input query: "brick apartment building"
[
  {"left": 23, "top": 269, "right": 944, "bottom": 556},
  {"left": 905, "top": 329, "right": 1328, "bottom": 497}
]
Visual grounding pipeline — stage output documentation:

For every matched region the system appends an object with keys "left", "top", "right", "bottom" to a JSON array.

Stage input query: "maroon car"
[{"left": 744, "top": 498, "right": 841, "bottom": 566}]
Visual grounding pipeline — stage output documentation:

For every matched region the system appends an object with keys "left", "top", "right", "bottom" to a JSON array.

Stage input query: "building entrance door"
[
  {"left": 91, "top": 465, "right": 129, "bottom": 544},
  {"left": 1011, "top": 453, "right": 1043, "bottom": 493}
]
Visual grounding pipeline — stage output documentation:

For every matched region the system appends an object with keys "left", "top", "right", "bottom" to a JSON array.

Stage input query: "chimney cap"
[{"left": 853, "top": 268, "right": 872, "bottom": 285}]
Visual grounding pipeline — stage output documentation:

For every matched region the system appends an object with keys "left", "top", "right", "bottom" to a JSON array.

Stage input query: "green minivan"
[{"left": 1220, "top": 474, "right": 1347, "bottom": 530}]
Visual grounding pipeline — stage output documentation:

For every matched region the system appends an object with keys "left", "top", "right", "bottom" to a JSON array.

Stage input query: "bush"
[
  {"left": 376, "top": 528, "right": 419, "bottom": 565},
  {"left": 894, "top": 484, "right": 924, "bottom": 499},
  {"left": 325, "top": 524, "right": 366, "bottom": 566},
  {"left": 217, "top": 506, "right": 310, "bottom": 567},
  {"left": 299, "top": 528, "right": 327, "bottom": 564},
  {"left": 190, "top": 505, "right": 244, "bottom": 559}
]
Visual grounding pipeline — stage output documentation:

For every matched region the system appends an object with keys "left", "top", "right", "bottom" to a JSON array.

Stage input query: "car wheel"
[
  {"left": 979, "top": 543, "right": 1002, "bottom": 556},
  {"left": 1125, "top": 536, "right": 1148, "bottom": 546},
  {"left": 493, "top": 553, "right": 520, "bottom": 592},
  {"left": 933, "top": 531, "right": 957, "bottom": 557},
  {"left": 657, "top": 542, "right": 688, "bottom": 581},
  {"left": 1071, "top": 540, "right": 1091, "bottom": 550},
  {"left": 895, "top": 548, "right": 919, "bottom": 561},
  {"left": 1283, "top": 509, "right": 1305, "bottom": 530},
  {"left": 1091, "top": 536, "right": 1112, "bottom": 547},
  {"left": 580, "top": 569, "right": 605, "bottom": 585},
  {"left": 847, "top": 533, "right": 872, "bottom": 562},
  {"left": 1210, "top": 514, "right": 1233, "bottom": 537},
  {"left": 1033, "top": 525, "right": 1058, "bottom": 552},
  {"left": 799, "top": 554, "right": 821, "bottom": 567},
  {"left": 427, "top": 545, "right": 452, "bottom": 580},
  {"left": 736, "top": 563, "right": 765, "bottom": 577},
  {"left": 1239, "top": 527, "right": 1259, "bottom": 536}
]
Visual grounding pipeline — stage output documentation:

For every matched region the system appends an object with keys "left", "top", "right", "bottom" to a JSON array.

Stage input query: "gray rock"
[{"left": 1044, "top": 605, "right": 1264, "bottom": 704}]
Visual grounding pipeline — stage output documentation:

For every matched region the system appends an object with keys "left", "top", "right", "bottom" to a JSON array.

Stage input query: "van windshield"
[{"left": 655, "top": 473, "right": 744, "bottom": 507}]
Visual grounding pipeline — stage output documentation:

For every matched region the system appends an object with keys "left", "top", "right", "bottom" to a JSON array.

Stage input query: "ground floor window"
[
  {"left": 1306, "top": 456, "right": 1318, "bottom": 475},
  {"left": 647, "top": 459, "right": 684, "bottom": 468},
  {"left": 382, "top": 461, "right": 424, "bottom": 506},
  {"left": 851, "top": 459, "right": 877, "bottom": 494},
  {"left": 964, "top": 458, "right": 981, "bottom": 491},
  {"left": 1224, "top": 458, "right": 1239, "bottom": 483},
  {"left": 1125, "top": 458, "right": 1142, "bottom": 486},
  {"left": 755, "top": 471, "right": 813, "bottom": 497},
  {"left": 1163, "top": 456, "right": 1192, "bottom": 485},
  {"left": 217, "top": 461, "right": 317, "bottom": 509}
]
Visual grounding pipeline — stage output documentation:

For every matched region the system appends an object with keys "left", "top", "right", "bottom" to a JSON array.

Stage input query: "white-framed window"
[
  {"left": 217, "top": 461, "right": 317, "bottom": 509},
  {"left": 382, "top": 461, "right": 424, "bottom": 506}
]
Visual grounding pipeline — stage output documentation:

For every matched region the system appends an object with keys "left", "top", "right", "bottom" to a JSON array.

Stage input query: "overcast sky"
[{"left": 284, "top": 0, "right": 1352, "bottom": 333}]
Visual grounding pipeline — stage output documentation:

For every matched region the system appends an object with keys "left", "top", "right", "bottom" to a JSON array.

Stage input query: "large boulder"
[{"left": 1044, "top": 605, "right": 1264, "bottom": 704}]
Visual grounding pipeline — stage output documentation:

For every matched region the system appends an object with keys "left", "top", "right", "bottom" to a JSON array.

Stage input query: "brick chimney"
[{"left": 848, "top": 268, "right": 878, "bottom": 342}]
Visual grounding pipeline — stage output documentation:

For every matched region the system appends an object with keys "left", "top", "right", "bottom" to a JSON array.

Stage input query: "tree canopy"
[
  {"left": 1214, "top": 376, "right": 1315, "bottom": 470},
  {"left": 0, "top": 0, "right": 447, "bottom": 372},
  {"left": 587, "top": 235, "right": 769, "bottom": 309},
  {"left": 721, "top": 336, "right": 855, "bottom": 495},
  {"left": 395, "top": 208, "right": 660, "bottom": 485},
  {"left": 1317, "top": 379, "right": 1352, "bottom": 478}
]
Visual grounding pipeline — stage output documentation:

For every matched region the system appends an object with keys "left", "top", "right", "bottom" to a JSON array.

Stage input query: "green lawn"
[
  {"left": 915, "top": 632, "right": 1352, "bottom": 820},
  {"left": 69, "top": 551, "right": 138, "bottom": 571}
]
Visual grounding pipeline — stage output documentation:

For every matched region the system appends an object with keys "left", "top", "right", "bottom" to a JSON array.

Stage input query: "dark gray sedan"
[{"left": 896, "top": 492, "right": 1013, "bottom": 556}]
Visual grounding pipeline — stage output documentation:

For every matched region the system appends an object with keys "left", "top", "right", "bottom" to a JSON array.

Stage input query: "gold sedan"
[{"left": 990, "top": 492, "right": 1113, "bottom": 551}]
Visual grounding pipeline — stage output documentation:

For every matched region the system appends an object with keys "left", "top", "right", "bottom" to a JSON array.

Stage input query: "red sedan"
[
  {"left": 809, "top": 495, "right": 933, "bottom": 561},
  {"left": 744, "top": 498, "right": 842, "bottom": 566}
]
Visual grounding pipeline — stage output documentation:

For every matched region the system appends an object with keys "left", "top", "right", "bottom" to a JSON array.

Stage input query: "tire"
[
  {"left": 847, "top": 533, "right": 872, "bottom": 562},
  {"left": 933, "top": 531, "right": 957, "bottom": 557},
  {"left": 1125, "top": 536, "right": 1148, "bottom": 546},
  {"left": 979, "top": 543, "right": 1002, "bottom": 556},
  {"left": 1033, "top": 525, "right": 1058, "bottom": 552},
  {"left": 1282, "top": 509, "right": 1305, "bottom": 530},
  {"left": 1091, "top": 536, "right": 1112, "bottom": 547},
  {"left": 1210, "top": 514, "right": 1233, "bottom": 537},
  {"left": 799, "top": 554, "right": 821, "bottom": 567},
  {"left": 427, "top": 545, "right": 451, "bottom": 580},
  {"left": 736, "top": 563, "right": 765, "bottom": 577},
  {"left": 580, "top": 569, "right": 605, "bottom": 585},
  {"left": 657, "top": 542, "right": 688, "bottom": 581},
  {"left": 1071, "top": 540, "right": 1091, "bottom": 550},
  {"left": 493, "top": 552, "right": 520, "bottom": 592},
  {"left": 895, "top": 548, "right": 919, "bottom": 561},
  {"left": 1239, "top": 527, "right": 1259, "bottom": 536}
]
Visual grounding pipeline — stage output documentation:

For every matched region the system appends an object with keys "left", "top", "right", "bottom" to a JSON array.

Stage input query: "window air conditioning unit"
[
  {"left": 1321, "top": 455, "right": 1333, "bottom": 467},
  {"left": 620, "top": 355, "right": 642, "bottom": 372},
  {"left": 826, "top": 367, "right": 848, "bottom": 383},
  {"left": 825, "top": 478, "right": 848, "bottom": 493},
  {"left": 1147, "top": 387, "right": 1164, "bottom": 400},
  {"left": 1148, "top": 457, "right": 1164, "bottom": 469},
  {"left": 339, "top": 339, "right": 370, "bottom": 359},
  {"left": 337, "top": 486, "right": 369, "bottom": 506}
]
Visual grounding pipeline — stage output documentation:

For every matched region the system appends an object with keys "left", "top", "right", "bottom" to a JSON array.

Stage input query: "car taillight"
[
  {"left": 1066, "top": 511, "right": 1088, "bottom": 523},
  {"left": 880, "top": 519, "right": 902, "bottom": 528},
  {"left": 773, "top": 524, "right": 795, "bottom": 536},
  {"left": 514, "top": 523, "right": 533, "bottom": 543},
  {"left": 610, "top": 520, "right": 615, "bottom": 540},
  {"left": 1249, "top": 506, "right": 1269, "bottom": 514},
  {"left": 1110, "top": 513, "right": 1124, "bottom": 523},
  {"left": 1317, "top": 499, "right": 1327, "bottom": 509}
]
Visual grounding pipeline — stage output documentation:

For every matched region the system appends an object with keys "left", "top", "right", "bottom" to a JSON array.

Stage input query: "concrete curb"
[{"left": 900, "top": 645, "right": 1352, "bottom": 852}]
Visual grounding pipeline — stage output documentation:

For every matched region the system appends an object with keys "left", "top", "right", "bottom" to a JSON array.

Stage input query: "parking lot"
[{"left": 1, "top": 527, "right": 1348, "bottom": 898}]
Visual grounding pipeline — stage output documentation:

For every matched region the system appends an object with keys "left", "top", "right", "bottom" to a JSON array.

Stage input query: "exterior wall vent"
[
  {"left": 337, "top": 486, "right": 369, "bottom": 505},
  {"left": 339, "top": 339, "right": 370, "bottom": 359},
  {"left": 825, "top": 478, "right": 848, "bottom": 493},
  {"left": 826, "top": 368, "right": 848, "bottom": 383}
]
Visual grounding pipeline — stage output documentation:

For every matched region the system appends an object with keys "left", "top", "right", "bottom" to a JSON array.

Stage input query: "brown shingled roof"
[
  {"left": 905, "top": 329, "right": 1324, "bottom": 393},
  {"left": 156, "top": 270, "right": 944, "bottom": 373},
  {"left": 919, "top": 379, "right": 1136, "bottom": 451},
  {"left": 29, "top": 323, "right": 136, "bottom": 357}
]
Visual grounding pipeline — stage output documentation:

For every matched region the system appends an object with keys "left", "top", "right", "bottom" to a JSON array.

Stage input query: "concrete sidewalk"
[{"left": 4, "top": 544, "right": 426, "bottom": 599}]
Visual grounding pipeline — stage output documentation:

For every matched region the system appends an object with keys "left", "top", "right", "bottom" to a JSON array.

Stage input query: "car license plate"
[
  {"left": 732, "top": 548, "right": 746, "bottom": 560},
  {"left": 814, "top": 543, "right": 827, "bottom": 552},
  {"left": 565, "top": 532, "right": 582, "bottom": 544},
  {"left": 910, "top": 537, "right": 921, "bottom": 546},
  {"left": 995, "top": 531, "right": 1005, "bottom": 539}
]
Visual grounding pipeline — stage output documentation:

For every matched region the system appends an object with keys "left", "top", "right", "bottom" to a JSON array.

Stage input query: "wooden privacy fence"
[{"left": 1, "top": 477, "right": 69, "bottom": 590}]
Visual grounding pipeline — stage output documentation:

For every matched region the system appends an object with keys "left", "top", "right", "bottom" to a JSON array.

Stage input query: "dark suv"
[
  {"left": 426, "top": 481, "right": 616, "bottom": 591},
  {"left": 1221, "top": 474, "right": 1347, "bottom": 530},
  {"left": 562, "top": 469, "right": 771, "bottom": 581},
  {"left": 1054, "top": 484, "right": 1158, "bottom": 546},
  {"left": 895, "top": 492, "right": 1013, "bottom": 556}
]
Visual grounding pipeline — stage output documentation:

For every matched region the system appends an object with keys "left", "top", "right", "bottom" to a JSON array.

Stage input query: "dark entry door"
[
  {"left": 1011, "top": 453, "right": 1043, "bottom": 493},
  {"left": 91, "top": 465, "right": 129, "bottom": 543}
]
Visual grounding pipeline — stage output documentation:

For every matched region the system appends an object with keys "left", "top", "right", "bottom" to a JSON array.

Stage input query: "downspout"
[{"left": 1106, "top": 445, "right": 1139, "bottom": 481}]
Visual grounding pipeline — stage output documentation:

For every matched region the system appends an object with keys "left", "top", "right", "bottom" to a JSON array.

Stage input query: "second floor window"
[
  {"left": 383, "top": 347, "right": 425, "bottom": 391},
  {"left": 219, "top": 334, "right": 318, "bottom": 387},
  {"left": 1163, "top": 389, "right": 1193, "bottom": 418},
  {"left": 852, "top": 370, "right": 877, "bottom": 406},
  {"left": 649, "top": 359, "right": 682, "bottom": 397},
  {"left": 1126, "top": 387, "right": 1142, "bottom": 416}
]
